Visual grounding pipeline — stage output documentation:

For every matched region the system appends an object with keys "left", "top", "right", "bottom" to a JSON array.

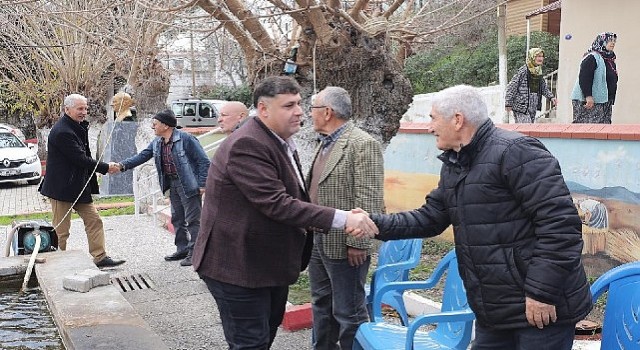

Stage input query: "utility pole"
[
  {"left": 497, "top": 0, "right": 508, "bottom": 123},
  {"left": 189, "top": 22, "right": 196, "bottom": 97}
]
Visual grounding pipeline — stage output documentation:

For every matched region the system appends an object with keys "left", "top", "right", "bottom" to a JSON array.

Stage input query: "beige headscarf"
[{"left": 526, "top": 48, "right": 544, "bottom": 77}]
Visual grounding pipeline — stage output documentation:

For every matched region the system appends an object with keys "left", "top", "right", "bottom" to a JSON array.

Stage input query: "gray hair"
[
  {"left": 320, "top": 86, "right": 352, "bottom": 120},
  {"left": 431, "top": 85, "right": 488, "bottom": 127},
  {"left": 64, "top": 94, "right": 87, "bottom": 109}
]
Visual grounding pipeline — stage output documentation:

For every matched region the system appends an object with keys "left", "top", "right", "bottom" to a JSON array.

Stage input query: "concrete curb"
[
  {"left": 35, "top": 250, "right": 168, "bottom": 350},
  {"left": 95, "top": 202, "right": 135, "bottom": 210},
  {"left": 10, "top": 202, "right": 134, "bottom": 218},
  {"left": 282, "top": 303, "right": 313, "bottom": 331}
]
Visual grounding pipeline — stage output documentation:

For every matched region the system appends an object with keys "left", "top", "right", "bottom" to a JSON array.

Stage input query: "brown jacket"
[{"left": 192, "top": 117, "right": 336, "bottom": 288}]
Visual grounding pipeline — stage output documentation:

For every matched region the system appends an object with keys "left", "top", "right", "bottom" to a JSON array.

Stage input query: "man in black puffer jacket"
[{"left": 367, "top": 85, "right": 592, "bottom": 349}]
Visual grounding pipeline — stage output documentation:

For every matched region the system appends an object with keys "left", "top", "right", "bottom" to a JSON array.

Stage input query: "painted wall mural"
[{"left": 384, "top": 130, "right": 640, "bottom": 275}]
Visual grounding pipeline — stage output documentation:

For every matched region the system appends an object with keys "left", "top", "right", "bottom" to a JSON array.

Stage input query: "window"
[
  {"left": 199, "top": 104, "right": 212, "bottom": 118},
  {"left": 0, "top": 133, "right": 23, "bottom": 148},
  {"left": 172, "top": 103, "right": 183, "bottom": 116},
  {"left": 184, "top": 103, "right": 197, "bottom": 116}
]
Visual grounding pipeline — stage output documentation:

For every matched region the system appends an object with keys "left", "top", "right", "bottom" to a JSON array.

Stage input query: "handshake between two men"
[
  {"left": 345, "top": 208, "right": 378, "bottom": 239},
  {"left": 105, "top": 161, "right": 379, "bottom": 238},
  {"left": 107, "top": 162, "right": 122, "bottom": 174}
]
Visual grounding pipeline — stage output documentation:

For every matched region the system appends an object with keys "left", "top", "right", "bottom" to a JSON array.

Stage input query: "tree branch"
[
  {"left": 326, "top": 0, "right": 341, "bottom": 10},
  {"left": 225, "top": 0, "right": 277, "bottom": 53},
  {"left": 350, "top": 0, "right": 370, "bottom": 21},
  {"left": 334, "top": 8, "right": 369, "bottom": 35},
  {"left": 411, "top": 0, "right": 500, "bottom": 38},
  {"left": 267, "top": 0, "right": 307, "bottom": 26},
  {"left": 196, "top": 0, "right": 260, "bottom": 63},
  {"left": 294, "top": 0, "right": 334, "bottom": 44},
  {"left": 382, "top": 0, "right": 405, "bottom": 19},
  {"left": 136, "top": 0, "right": 200, "bottom": 13}
]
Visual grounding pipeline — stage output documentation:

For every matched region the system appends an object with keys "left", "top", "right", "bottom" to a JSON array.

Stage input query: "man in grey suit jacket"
[
  {"left": 192, "top": 76, "right": 377, "bottom": 349},
  {"left": 307, "top": 86, "right": 384, "bottom": 350}
]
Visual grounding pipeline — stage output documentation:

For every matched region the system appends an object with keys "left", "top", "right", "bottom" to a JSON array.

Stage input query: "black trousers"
[
  {"left": 201, "top": 276, "right": 289, "bottom": 350},
  {"left": 472, "top": 322, "right": 576, "bottom": 350}
]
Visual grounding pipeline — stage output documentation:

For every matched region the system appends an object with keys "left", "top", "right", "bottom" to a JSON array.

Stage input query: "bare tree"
[
  {"left": 163, "top": 1, "right": 394, "bottom": 164},
  {"left": 0, "top": 0, "right": 499, "bottom": 145},
  {"left": 0, "top": 0, "right": 175, "bottom": 127},
  {"left": 184, "top": 0, "right": 499, "bottom": 151},
  {"left": 205, "top": 28, "right": 248, "bottom": 87}
]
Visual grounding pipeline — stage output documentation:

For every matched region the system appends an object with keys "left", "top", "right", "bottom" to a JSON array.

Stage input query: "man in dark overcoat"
[{"left": 40, "top": 94, "right": 125, "bottom": 268}]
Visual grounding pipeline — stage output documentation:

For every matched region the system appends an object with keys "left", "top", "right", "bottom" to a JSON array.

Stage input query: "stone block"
[
  {"left": 63, "top": 274, "right": 92, "bottom": 293},
  {"left": 98, "top": 121, "right": 139, "bottom": 195},
  {"left": 77, "top": 269, "right": 110, "bottom": 288}
]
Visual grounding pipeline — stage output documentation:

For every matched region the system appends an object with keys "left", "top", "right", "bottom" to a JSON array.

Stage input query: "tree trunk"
[
  {"left": 133, "top": 58, "right": 171, "bottom": 119},
  {"left": 268, "top": 29, "right": 413, "bottom": 169}
]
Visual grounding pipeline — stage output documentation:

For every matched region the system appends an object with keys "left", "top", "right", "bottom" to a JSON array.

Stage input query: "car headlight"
[{"left": 25, "top": 154, "right": 38, "bottom": 164}]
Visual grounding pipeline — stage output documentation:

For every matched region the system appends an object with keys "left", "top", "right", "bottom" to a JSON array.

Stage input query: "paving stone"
[
  {"left": 77, "top": 268, "right": 110, "bottom": 288},
  {"left": 63, "top": 274, "right": 92, "bottom": 293}
]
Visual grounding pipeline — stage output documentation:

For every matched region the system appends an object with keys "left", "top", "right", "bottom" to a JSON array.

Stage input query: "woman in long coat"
[{"left": 505, "top": 48, "right": 556, "bottom": 123}]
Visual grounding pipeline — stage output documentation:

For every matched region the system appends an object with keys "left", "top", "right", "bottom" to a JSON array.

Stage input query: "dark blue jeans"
[
  {"left": 308, "top": 238, "right": 370, "bottom": 350},
  {"left": 168, "top": 176, "right": 201, "bottom": 254},
  {"left": 201, "top": 276, "right": 288, "bottom": 350},
  {"left": 472, "top": 322, "right": 576, "bottom": 350}
]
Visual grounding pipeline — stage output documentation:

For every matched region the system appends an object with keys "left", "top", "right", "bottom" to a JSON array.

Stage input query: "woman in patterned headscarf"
[
  {"left": 571, "top": 32, "right": 618, "bottom": 123},
  {"left": 505, "top": 48, "right": 557, "bottom": 123}
]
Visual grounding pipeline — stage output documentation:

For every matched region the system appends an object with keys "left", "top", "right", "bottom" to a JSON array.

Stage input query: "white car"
[
  {"left": 0, "top": 131, "right": 42, "bottom": 186},
  {"left": 0, "top": 123, "right": 26, "bottom": 142}
]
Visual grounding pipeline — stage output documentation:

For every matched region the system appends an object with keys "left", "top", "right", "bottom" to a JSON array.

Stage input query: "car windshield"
[{"left": 0, "top": 133, "right": 24, "bottom": 148}]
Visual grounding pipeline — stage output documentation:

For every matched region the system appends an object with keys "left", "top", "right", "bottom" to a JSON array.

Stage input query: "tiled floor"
[{"left": 0, "top": 182, "right": 50, "bottom": 216}]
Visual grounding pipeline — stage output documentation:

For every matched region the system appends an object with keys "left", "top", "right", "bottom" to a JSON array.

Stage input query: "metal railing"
[
  {"left": 132, "top": 129, "right": 226, "bottom": 226},
  {"left": 537, "top": 69, "right": 558, "bottom": 120}
]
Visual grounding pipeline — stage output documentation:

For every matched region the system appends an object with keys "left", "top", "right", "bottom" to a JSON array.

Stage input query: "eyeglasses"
[{"left": 309, "top": 105, "right": 327, "bottom": 112}]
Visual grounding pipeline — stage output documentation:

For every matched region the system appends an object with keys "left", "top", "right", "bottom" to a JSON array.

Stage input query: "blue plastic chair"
[
  {"left": 590, "top": 261, "right": 640, "bottom": 350},
  {"left": 367, "top": 239, "right": 423, "bottom": 326},
  {"left": 355, "top": 249, "right": 475, "bottom": 350}
]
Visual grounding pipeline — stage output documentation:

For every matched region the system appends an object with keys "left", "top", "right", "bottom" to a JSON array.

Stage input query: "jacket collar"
[
  {"left": 318, "top": 121, "right": 350, "bottom": 149},
  {"left": 310, "top": 122, "right": 354, "bottom": 185},
  {"left": 62, "top": 114, "right": 90, "bottom": 134},
  {"left": 252, "top": 116, "right": 291, "bottom": 154},
  {"left": 159, "top": 128, "right": 180, "bottom": 145},
  {"left": 438, "top": 119, "right": 494, "bottom": 168}
]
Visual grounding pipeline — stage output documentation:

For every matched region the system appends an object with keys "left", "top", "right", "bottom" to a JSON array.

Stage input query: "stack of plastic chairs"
[
  {"left": 366, "top": 239, "right": 423, "bottom": 326},
  {"left": 355, "top": 249, "right": 475, "bottom": 350}
]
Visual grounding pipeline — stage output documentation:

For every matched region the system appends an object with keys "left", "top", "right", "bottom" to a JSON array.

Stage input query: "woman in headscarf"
[
  {"left": 571, "top": 32, "right": 618, "bottom": 124},
  {"left": 505, "top": 47, "right": 556, "bottom": 123}
]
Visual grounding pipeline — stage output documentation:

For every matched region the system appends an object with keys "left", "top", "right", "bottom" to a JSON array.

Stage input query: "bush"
[
  {"left": 404, "top": 31, "right": 559, "bottom": 94},
  {"left": 198, "top": 84, "right": 253, "bottom": 107},
  {"left": 506, "top": 31, "right": 559, "bottom": 79}
]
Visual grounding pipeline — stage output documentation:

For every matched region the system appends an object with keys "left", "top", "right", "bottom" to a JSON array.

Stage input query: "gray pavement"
[
  {"left": 0, "top": 182, "right": 50, "bottom": 216},
  {"left": 0, "top": 182, "right": 602, "bottom": 350},
  {"left": 0, "top": 183, "right": 312, "bottom": 350}
]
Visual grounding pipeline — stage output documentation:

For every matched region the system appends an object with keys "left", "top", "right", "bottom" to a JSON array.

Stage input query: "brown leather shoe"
[{"left": 164, "top": 250, "right": 188, "bottom": 261}]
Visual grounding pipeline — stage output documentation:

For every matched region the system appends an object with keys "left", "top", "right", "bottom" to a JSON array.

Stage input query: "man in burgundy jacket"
[{"left": 192, "top": 76, "right": 376, "bottom": 349}]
